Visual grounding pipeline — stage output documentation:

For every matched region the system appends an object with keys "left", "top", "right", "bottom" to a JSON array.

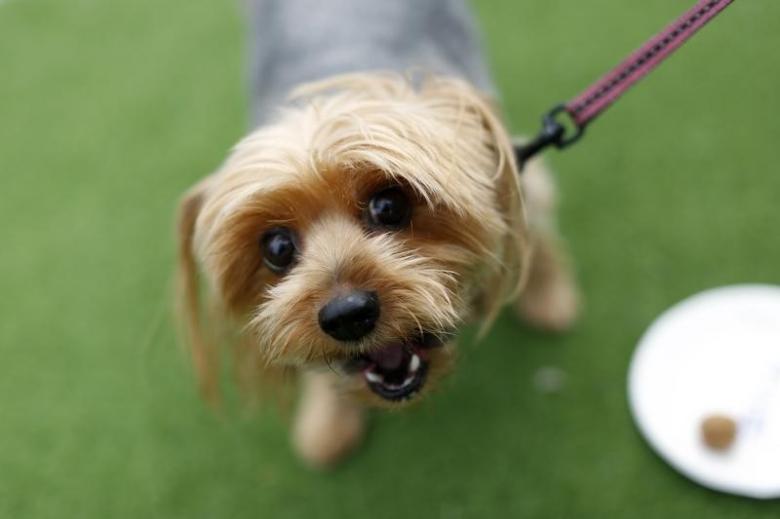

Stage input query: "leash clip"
[{"left": 515, "top": 104, "right": 584, "bottom": 165}]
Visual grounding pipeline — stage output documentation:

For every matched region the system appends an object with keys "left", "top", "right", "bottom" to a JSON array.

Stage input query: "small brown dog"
[{"left": 176, "top": 72, "right": 578, "bottom": 467}]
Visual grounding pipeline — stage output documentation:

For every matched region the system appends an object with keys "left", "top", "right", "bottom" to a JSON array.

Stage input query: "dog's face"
[{"left": 178, "top": 75, "right": 527, "bottom": 405}]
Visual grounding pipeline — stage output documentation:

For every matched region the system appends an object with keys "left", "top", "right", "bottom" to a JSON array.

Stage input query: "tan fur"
[
  {"left": 175, "top": 73, "right": 577, "bottom": 466},
  {"left": 293, "top": 371, "right": 366, "bottom": 468},
  {"left": 516, "top": 159, "right": 580, "bottom": 331},
  {"left": 176, "top": 181, "right": 220, "bottom": 403}
]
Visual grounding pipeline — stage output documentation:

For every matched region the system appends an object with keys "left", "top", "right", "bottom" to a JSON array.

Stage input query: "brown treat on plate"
[{"left": 701, "top": 414, "right": 737, "bottom": 451}]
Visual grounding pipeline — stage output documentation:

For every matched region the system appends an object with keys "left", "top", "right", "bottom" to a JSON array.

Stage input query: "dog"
[{"left": 176, "top": 0, "right": 579, "bottom": 467}]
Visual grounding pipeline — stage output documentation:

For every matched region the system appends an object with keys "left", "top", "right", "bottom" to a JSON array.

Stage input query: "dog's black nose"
[{"left": 318, "top": 290, "right": 380, "bottom": 342}]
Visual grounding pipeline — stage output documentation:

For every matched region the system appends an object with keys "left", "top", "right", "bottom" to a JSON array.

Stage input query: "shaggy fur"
[{"left": 176, "top": 73, "right": 578, "bottom": 467}]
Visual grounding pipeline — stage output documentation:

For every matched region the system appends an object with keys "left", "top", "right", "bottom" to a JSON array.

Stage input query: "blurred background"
[{"left": 1, "top": 0, "right": 778, "bottom": 517}]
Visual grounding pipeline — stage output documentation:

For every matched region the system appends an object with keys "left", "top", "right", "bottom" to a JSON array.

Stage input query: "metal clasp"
[{"left": 515, "top": 104, "right": 584, "bottom": 166}]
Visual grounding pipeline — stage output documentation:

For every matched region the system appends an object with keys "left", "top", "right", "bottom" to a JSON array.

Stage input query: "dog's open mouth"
[
  {"left": 342, "top": 333, "right": 444, "bottom": 401},
  {"left": 362, "top": 342, "right": 429, "bottom": 401}
]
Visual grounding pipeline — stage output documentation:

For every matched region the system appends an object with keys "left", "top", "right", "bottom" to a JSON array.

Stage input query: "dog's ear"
[
  {"left": 175, "top": 179, "right": 220, "bottom": 404},
  {"left": 477, "top": 102, "right": 531, "bottom": 333},
  {"left": 415, "top": 77, "right": 530, "bottom": 333}
]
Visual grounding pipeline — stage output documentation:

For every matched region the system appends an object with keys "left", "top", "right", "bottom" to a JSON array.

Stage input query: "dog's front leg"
[
  {"left": 515, "top": 160, "right": 580, "bottom": 332},
  {"left": 292, "top": 370, "right": 366, "bottom": 468}
]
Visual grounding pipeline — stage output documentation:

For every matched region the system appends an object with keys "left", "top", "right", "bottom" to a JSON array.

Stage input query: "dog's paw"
[
  {"left": 293, "top": 374, "right": 366, "bottom": 468},
  {"left": 293, "top": 401, "right": 365, "bottom": 469},
  {"left": 516, "top": 265, "right": 580, "bottom": 333}
]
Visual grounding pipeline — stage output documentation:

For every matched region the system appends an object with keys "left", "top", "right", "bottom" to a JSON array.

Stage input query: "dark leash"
[{"left": 515, "top": 0, "right": 736, "bottom": 166}]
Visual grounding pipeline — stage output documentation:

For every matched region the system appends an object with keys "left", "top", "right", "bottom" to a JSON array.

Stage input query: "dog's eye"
[
  {"left": 260, "top": 227, "right": 298, "bottom": 274},
  {"left": 367, "top": 187, "right": 411, "bottom": 229}
]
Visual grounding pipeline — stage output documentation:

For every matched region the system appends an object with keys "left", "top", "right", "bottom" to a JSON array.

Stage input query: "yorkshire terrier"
[{"left": 176, "top": 0, "right": 578, "bottom": 467}]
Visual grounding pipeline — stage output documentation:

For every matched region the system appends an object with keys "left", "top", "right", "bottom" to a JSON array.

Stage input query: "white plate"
[{"left": 628, "top": 285, "right": 780, "bottom": 499}]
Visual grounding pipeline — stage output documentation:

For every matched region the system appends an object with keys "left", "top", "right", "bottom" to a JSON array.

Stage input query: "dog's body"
[
  {"left": 177, "top": 0, "right": 578, "bottom": 467},
  {"left": 247, "top": 0, "right": 495, "bottom": 125}
]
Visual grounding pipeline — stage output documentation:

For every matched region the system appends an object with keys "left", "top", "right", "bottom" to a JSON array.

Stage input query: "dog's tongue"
[{"left": 367, "top": 343, "right": 406, "bottom": 371}]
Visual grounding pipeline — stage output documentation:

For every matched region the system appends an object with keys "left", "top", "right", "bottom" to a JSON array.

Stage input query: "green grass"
[{"left": 1, "top": 0, "right": 778, "bottom": 517}]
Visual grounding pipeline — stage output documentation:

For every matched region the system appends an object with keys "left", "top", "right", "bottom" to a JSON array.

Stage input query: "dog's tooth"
[
  {"left": 410, "top": 354, "right": 420, "bottom": 373},
  {"left": 403, "top": 376, "right": 414, "bottom": 387},
  {"left": 365, "top": 371, "right": 383, "bottom": 384}
]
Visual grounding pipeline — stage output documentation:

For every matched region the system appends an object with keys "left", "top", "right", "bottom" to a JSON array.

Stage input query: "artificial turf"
[{"left": 1, "top": 0, "right": 779, "bottom": 517}]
